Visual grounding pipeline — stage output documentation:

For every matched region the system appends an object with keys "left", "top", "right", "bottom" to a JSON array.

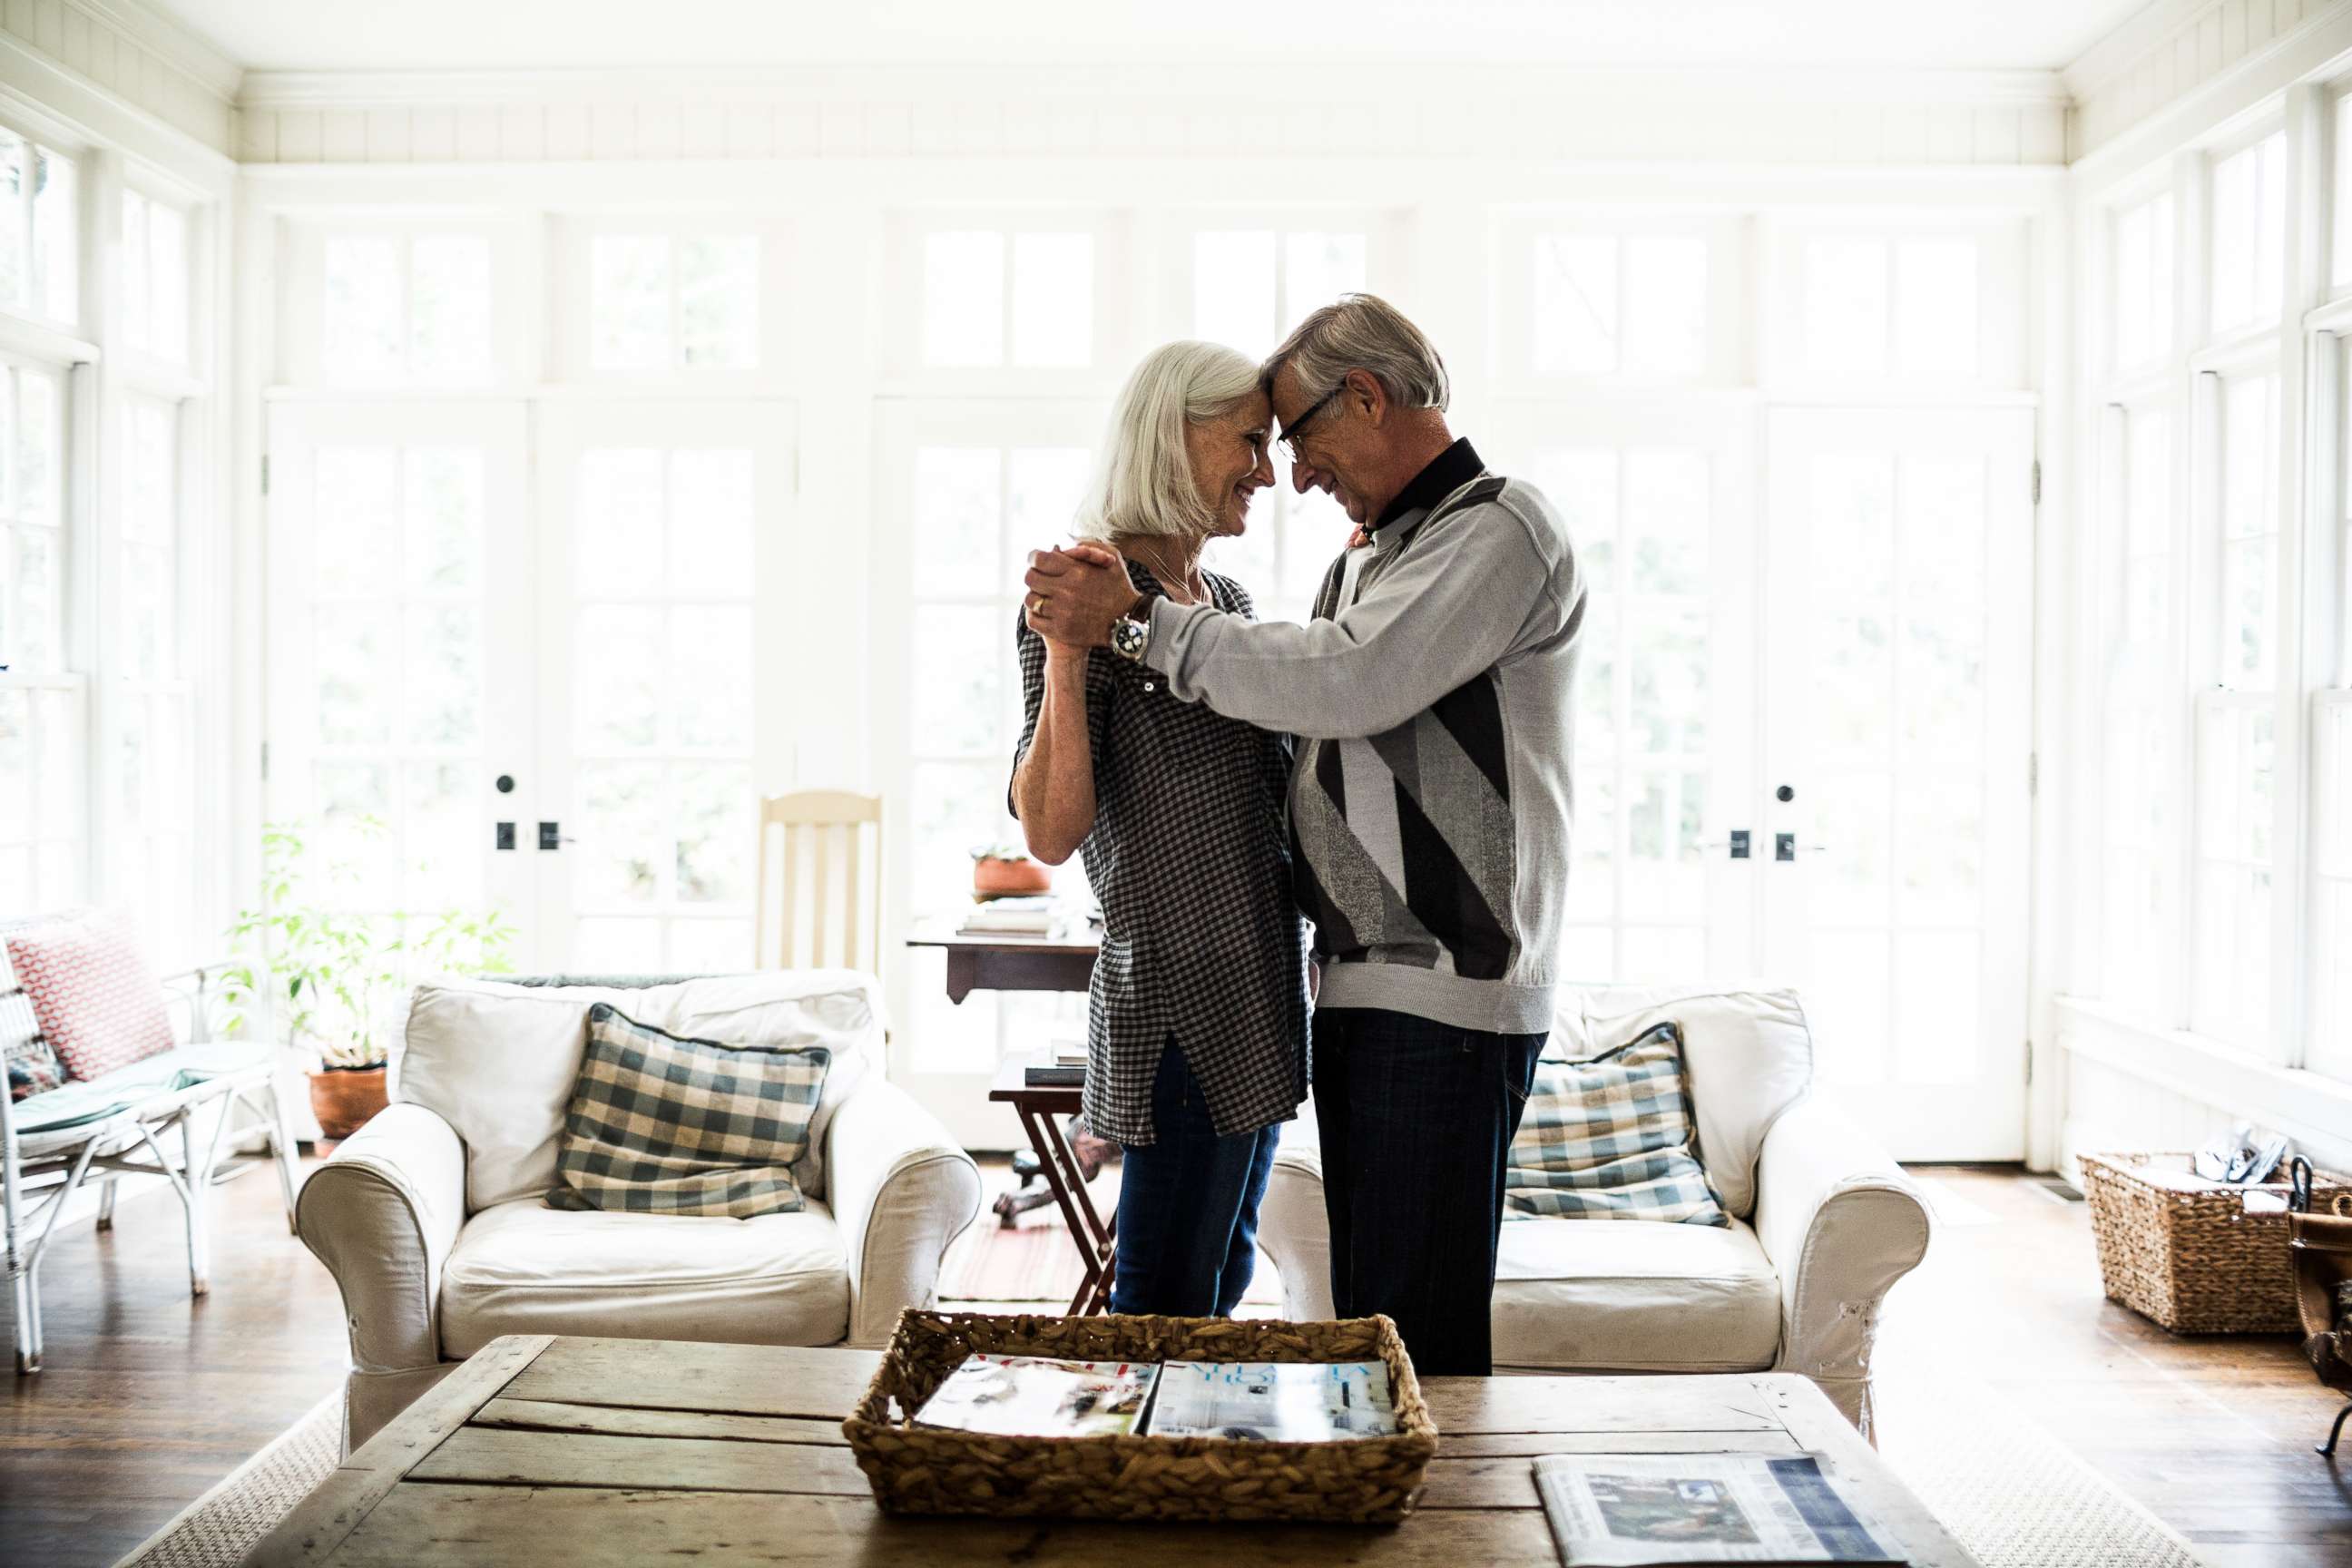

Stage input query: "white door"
[
  {"left": 1487, "top": 399, "right": 1760, "bottom": 987},
  {"left": 532, "top": 401, "right": 796, "bottom": 975},
  {"left": 265, "top": 401, "right": 534, "bottom": 973},
  {"left": 1761, "top": 407, "right": 2034, "bottom": 1158}
]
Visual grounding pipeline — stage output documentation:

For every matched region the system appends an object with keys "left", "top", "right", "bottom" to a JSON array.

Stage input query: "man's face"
[{"left": 1270, "top": 364, "right": 1381, "bottom": 526}]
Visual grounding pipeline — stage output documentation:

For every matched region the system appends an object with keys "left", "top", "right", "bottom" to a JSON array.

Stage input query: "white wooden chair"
[
  {"left": 755, "top": 790, "right": 885, "bottom": 975},
  {"left": 1, "top": 936, "right": 300, "bottom": 1373}
]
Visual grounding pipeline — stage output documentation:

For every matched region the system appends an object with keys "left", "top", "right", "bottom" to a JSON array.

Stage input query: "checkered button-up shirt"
[{"left": 1011, "top": 560, "right": 1309, "bottom": 1147}]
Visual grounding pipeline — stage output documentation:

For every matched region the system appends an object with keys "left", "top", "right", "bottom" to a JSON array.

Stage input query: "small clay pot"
[
  {"left": 973, "top": 857, "right": 1053, "bottom": 898},
  {"left": 309, "top": 1063, "right": 390, "bottom": 1142}
]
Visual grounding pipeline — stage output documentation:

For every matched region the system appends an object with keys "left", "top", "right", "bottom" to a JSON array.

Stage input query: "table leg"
[{"left": 1017, "top": 1104, "right": 1118, "bottom": 1315}]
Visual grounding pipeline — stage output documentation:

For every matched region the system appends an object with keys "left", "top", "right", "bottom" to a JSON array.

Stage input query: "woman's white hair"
[{"left": 1073, "top": 340, "right": 1259, "bottom": 543}]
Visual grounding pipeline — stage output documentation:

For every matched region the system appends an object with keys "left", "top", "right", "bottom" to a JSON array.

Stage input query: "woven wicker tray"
[{"left": 841, "top": 1309, "right": 1437, "bottom": 1523}]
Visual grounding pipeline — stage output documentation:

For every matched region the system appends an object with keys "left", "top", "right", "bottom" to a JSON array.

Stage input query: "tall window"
[
  {"left": 2113, "top": 191, "right": 2175, "bottom": 371},
  {"left": 0, "top": 130, "right": 75, "bottom": 326},
  {"left": 2190, "top": 371, "right": 2279, "bottom": 1054},
  {"left": 113, "top": 396, "right": 193, "bottom": 960},
  {"left": 2099, "top": 407, "right": 2179, "bottom": 1015},
  {"left": 0, "top": 360, "right": 78, "bottom": 910}
]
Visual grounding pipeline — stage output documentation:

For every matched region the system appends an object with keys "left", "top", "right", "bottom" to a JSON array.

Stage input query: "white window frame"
[
  {"left": 549, "top": 212, "right": 790, "bottom": 384},
  {"left": 278, "top": 216, "right": 535, "bottom": 388}
]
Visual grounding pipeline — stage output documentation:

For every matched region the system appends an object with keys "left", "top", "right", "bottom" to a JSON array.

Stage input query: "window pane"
[
  {"left": 313, "top": 447, "right": 399, "bottom": 595},
  {"left": 1196, "top": 230, "right": 1276, "bottom": 357},
  {"left": 674, "top": 762, "right": 753, "bottom": 903},
  {"left": 150, "top": 201, "right": 188, "bottom": 362},
  {"left": 403, "top": 603, "right": 479, "bottom": 748},
  {"left": 913, "top": 446, "right": 1002, "bottom": 599},
  {"left": 668, "top": 603, "right": 752, "bottom": 749},
  {"left": 410, "top": 235, "right": 492, "bottom": 384},
  {"left": 121, "top": 192, "right": 151, "bottom": 352},
  {"left": 911, "top": 603, "right": 1003, "bottom": 756},
  {"left": 2220, "top": 375, "right": 2278, "bottom": 688},
  {"left": 33, "top": 147, "right": 73, "bottom": 323},
  {"left": 592, "top": 235, "right": 671, "bottom": 370},
  {"left": 923, "top": 231, "right": 1004, "bottom": 368},
  {"left": 1283, "top": 231, "right": 1367, "bottom": 337},
  {"left": 574, "top": 604, "right": 660, "bottom": 751},
  {"left": 1805, "top": 238, "right": 1887, "bottom": 378},
  {"left": 17, "top": 370, "right": 54, "bottom": 525},
  {"left": 679, "top": 236, "right": 760, "bottom": 368},
  {"left": 574, "top": 448, "right": 663, "bottom": 594},
  {"left": 323, "top": 236, "right": 404, "bottom": 385},
  {"left": 1533, "top": 234, "right": 1617, "bottom": 376},
  {"left": 1011, "top": 232, "right": 1091, "bottom": 368},
  {"left": 404, "top": 447, "right": 485, "bottom": 594},
  {"left": 0, "top": 133, "right": 23, "bottom": 309},
  {"left": 1896, "top": 239, "right": 1977, "bottom": 379},
  {"left": 2212, "top": 133, "right": 2286, "bottom": 333},
  {"left": 1622, "top": 236, "right": 1707, "bottom": 378},
  {"left": 1006, "top": 446, "right": 1092, "bottom": 592},
  {"left": 667, "top": 448, "right": 755, "bottom": 597},
  {"left": 575, "top": 761, "right": 663, "bottom": 905}
]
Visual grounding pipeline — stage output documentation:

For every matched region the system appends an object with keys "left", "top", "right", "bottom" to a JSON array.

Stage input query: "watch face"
[{"left": 1112, "top": 617, "right": 1148, "bottom": 662}]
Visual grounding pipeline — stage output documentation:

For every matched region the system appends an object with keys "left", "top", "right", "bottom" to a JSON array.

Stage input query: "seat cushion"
[
  {"left": 546, "top": 1004, "right": 828, "bottom": 1219},
  {"left": 438, "top": 1195, "right": 851, "bottom": 1357},
  {"left": 1491, "top": 1212, "right": 1782, "bottom": 1373},
  {"left": 5, "top": 909, "right": 176, "bottom": 1082}
]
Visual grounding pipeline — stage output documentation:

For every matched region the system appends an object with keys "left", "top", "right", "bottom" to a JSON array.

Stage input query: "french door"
[
  {"left": 269, "top": 399, "right": 794, "bottom": 976},
  {"left": 1490, "top": 401, "right": 2032, "bottom": 1158},
  {"left": 1761, "top": 407, "right": 2033, "bottom": 1158}
]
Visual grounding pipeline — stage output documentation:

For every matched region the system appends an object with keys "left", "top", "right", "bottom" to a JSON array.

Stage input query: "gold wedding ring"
[{"left": 1028, "top": 593, "right": 1044, "bottom": 612}]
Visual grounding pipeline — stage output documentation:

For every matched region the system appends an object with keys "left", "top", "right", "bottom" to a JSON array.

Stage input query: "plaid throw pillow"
[
  {"left": 546, "top": 1004, "right": 830, "bottom": 1220},
  {"left": 1504, "top": 1020, "right": 1730, "bottom": 1226}
]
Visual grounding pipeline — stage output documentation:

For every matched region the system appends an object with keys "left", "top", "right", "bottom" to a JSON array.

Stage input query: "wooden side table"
[{"left": 985, "top": 1054, "right": 1115, "bottom": 1315}]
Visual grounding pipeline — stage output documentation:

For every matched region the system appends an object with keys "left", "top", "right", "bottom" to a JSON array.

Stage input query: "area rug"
[
  {"left": 1879, "top": 1379, "right": 2207, "bottom": 1568},
  {"left": 112, "top": 1392, "right": 339, "bottom": 1568},
  {"left": 114, "top": 1374, "right": 2204, "bottom": 1567}
]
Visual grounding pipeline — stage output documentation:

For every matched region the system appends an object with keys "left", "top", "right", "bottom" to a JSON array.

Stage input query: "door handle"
[
  {"left": 1697, "top": 830, "right": 1752, "bottom": 859},
  {"left": 537, "top": 821, "right": 576, "bottom": 851}
]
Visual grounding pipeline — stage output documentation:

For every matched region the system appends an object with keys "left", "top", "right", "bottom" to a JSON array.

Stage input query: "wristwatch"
[{"left": 1109, "top": 598, "right": 1152, "bottom": 664}]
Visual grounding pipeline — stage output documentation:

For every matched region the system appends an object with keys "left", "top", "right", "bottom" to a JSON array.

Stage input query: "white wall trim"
[
  {"left": 70, "top": 0, "right": 242, "bottom": 102},
  {"left": 2068, "top": 0, "right": 2352, "bottom": 168},
  {"left": 2056, "top": 995, "right": 2352, "bottom": 1169},
  {"left": 0, "top": 0, "right": 238, "bottom": 160}
]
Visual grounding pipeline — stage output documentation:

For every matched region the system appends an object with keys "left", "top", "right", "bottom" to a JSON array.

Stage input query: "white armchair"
[
  {"left": 296, "top": 971, "right": 981, "bottom": 1449},
  {"left": 1256, "top": 983, "right": 1930, "bottom": 1437}
]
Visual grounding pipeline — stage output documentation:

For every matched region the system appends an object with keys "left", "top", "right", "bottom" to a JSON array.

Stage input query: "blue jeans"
[
  {"left": 1111, "top": 1040, "right": 1280, "bottom": 1317},
  {"left": 1313, "top": 1007, "right": 1544, "bottom": 1376}
]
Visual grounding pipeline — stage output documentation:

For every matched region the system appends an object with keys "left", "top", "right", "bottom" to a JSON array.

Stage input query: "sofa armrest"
[
  {"left": 825, "top": 1076, "right": 981, "bottom": 1347},
  {"left": 295, "top": 1102, "right": 467, "bottom": 1377},
  {"left": 1751, "top": 1095, "right": 1930, "bottom": 1437},
  {"left": 1259, "top": 1114, "right": 1334, "bottom": 1321}
]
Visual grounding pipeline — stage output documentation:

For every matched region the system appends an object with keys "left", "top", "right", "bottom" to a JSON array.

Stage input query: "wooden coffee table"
[{"left": 247, "top": 1335, "right": 1977, "bottom": 1565}]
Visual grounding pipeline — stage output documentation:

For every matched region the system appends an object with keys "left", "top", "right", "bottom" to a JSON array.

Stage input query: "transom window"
[
  {"left": 320, "top": 231, "right": 494, "bottom": 387},
  {"left": 0, "top": 129, "right": 75, "bottom": 326},
  {"left": 590, "top": 233, "right": 760, "bottom": 370},
  {"left": 920, "top": 230, "right": 1094, "bottom": 368},
  {"left": 121, "top": 189, "right": 191, "bottom": 364},
  {"left": 2210, "top": 132, "right": 2286, "bottom": 337}
]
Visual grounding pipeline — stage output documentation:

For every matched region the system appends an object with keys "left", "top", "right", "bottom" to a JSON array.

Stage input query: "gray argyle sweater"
[{"left": 1141, "top": 440, "right": 1583, "bottom": 1034}]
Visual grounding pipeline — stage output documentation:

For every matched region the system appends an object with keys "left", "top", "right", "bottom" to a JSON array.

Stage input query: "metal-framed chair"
[{"left": 1, "top": 948, "right": 300, "bottom": 1373}]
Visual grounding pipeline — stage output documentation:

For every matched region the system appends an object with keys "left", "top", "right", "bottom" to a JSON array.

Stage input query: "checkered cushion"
[
  {"left": 546, "top": 1003, "right": 830, "bottom": 1220},
  {"left": 1504, "top": 1020, "right": 1730, "bottom": 1226}
]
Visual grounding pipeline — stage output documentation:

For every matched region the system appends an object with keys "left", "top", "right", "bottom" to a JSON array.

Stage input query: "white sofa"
[
  {"left": 1256, "top": 983, "right": 1930, "bottom": 1437},
  {"left": 296, "top": 971, "right": 981, "bottom": 1449}
]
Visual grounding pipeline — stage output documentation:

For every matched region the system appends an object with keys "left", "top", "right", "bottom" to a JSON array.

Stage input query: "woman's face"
[{"left": 1185, "top": 390, "right": 1276, "bottom": 539}]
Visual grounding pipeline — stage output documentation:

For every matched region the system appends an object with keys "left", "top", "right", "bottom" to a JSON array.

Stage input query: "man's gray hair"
[
  {"left": 1260, "top": 292, "right": 1450, "bottom": 413},
  {"left": 1073, "top": 340, "right": 1259, "bottom": 543}
]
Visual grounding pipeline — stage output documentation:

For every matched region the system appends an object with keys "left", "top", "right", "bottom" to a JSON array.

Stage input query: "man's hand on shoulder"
[{"left": 1024, "top": 542, "right": 1143, "bottom": 650}]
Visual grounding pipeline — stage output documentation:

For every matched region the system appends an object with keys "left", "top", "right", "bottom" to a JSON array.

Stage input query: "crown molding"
[
  {"left": 2063, "top": 0, "right": 2228, "bottom": 101},
  {"left": 235, "top": 63, "right": 2071, "bottom": 113},
  {"left": 69, "top": 0, "right": 241, "bottom": 103}
]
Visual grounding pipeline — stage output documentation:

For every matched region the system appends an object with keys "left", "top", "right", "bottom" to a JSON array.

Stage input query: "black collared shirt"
[{"left": 1368, "top": 436, "right": 1485, "bottom": 537}]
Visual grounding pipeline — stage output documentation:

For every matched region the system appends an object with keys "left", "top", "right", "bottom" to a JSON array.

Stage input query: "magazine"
[
  {"left": 1142, "top": 1360, "right": 1398, "bottom": 1442},
  {"left": 912, "top": 1354, "right": 1159, "bottom": 1439},
  {"left": 1533, "top": 1454, "right": 1905, "bottom": 1565}
]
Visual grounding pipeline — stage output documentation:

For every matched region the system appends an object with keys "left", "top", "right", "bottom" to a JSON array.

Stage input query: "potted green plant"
[
  {"left": 222, "top": 820, "right": 516, "bottom": 1141},
  {"left": 972, "top": 842, "right": 1053, "bottom": 900}
]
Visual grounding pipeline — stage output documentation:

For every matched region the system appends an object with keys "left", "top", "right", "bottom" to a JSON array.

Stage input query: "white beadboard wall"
[
  {"left": 2071, "top": 0, "right": 2352, "bottom": 162},
  {"left": 228, "top": 67, "right": 2071, "bottom": 168},
  {"left": 0, "top": 0, "right": 236, "bottom": 154}
]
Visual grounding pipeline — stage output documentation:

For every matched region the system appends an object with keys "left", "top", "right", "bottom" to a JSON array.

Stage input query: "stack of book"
[
  {"left": 1024, "top": 1034, "right": 1088, "bottom": 1087},
  {"left": 957, "top": 896, "right": 1055, "bottom": 936},
  {"left": 913, "top": 1354, "right": 1398, "bottom": 1444}
]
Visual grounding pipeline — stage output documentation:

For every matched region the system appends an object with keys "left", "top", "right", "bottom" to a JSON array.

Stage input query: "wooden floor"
[{"left": 2, "top": 1160, "right": 2347, "bottom": 1565}]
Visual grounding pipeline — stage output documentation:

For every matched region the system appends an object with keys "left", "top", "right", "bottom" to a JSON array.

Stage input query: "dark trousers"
[
  {"left": 1111, "top": 1040, "right": 1280, "bottom": 1318},
  {"left": 1313, "top": 1007, "right": 1544, "bottom": 1377}
]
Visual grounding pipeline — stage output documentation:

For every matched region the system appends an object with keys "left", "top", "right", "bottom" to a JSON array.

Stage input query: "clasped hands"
[{"left": 1023, "top": 542, "right": 1142, "bottom": 649}]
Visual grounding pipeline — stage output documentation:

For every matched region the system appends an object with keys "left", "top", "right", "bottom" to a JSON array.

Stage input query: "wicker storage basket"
[
  {"left": 2080, "top": 1151, "right": 2352, "bottom": 1333},
  {"left": 842, "top": 1309, "right": 1436, "bottom": 1523}
]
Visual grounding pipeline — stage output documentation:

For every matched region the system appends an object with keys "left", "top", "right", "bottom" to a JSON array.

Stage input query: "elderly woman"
[{"left": 1008, "top": 339, "right": 1308, "bottom": 1318}]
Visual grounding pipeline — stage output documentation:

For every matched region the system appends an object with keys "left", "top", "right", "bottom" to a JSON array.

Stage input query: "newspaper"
[
  {"left": 912, "top": 1354, "right": 1158, "bottom": 1439},
  {"left": 1143, "top": 1360, "right": 1398, "bottom": 1442},
  {"left": 1532, "top": 1454, "right": 1904, "bottom": 1565}
]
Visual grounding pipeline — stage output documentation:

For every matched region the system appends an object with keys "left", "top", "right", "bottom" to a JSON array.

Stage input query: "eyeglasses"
[{"left": 1278, "top": 384, "right": 1347, "bottom": 461}]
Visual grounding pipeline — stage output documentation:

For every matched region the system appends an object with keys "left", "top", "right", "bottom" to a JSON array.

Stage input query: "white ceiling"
[{"left": 151, "top": 0, "right": 2159, "bottom": 77}]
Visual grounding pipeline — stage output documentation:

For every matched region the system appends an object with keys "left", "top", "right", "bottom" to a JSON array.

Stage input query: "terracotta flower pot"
[
  {"left": 308, "top": 1063, "right": 390, "bottom": 1142},
  {"left": 973, "top": 856, "right": 1053, "bottom": 899}
]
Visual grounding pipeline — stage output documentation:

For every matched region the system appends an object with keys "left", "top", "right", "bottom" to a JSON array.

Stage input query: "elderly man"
[{"left": 1023, "top": 293, "right": 1584, "bottom": 1376}]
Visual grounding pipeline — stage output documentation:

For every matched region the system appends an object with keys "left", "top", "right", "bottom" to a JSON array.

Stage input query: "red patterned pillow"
[{"left": 4, "top": 911, "right": 176, "bottom": 1082}]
